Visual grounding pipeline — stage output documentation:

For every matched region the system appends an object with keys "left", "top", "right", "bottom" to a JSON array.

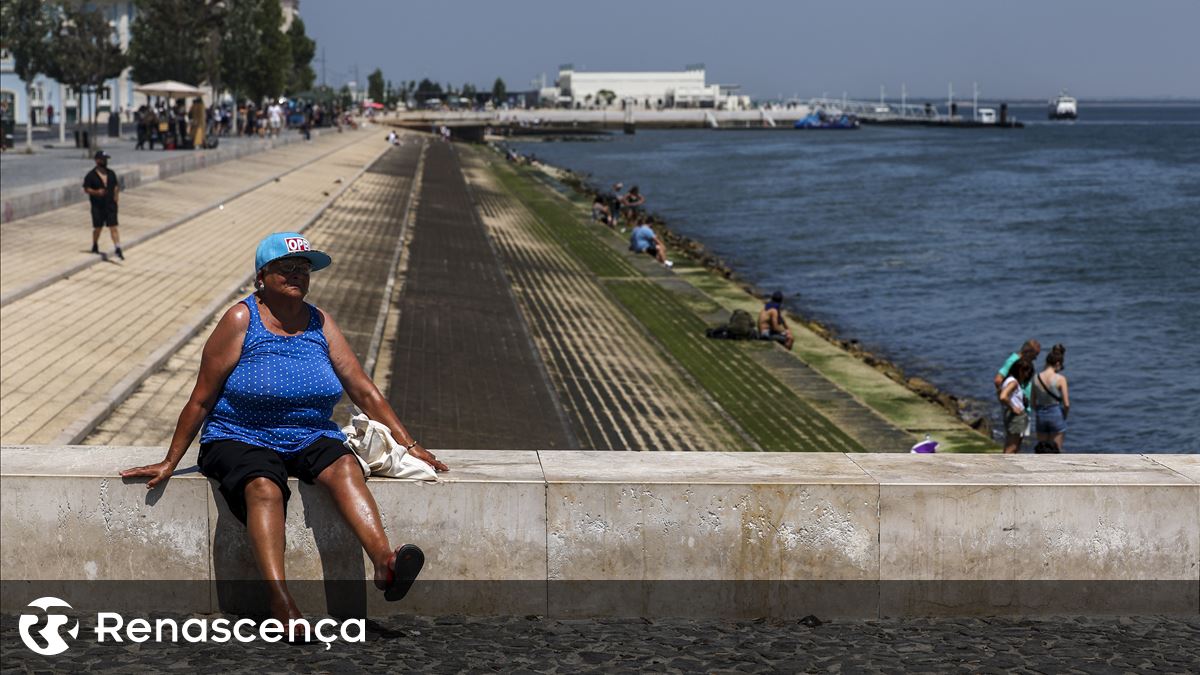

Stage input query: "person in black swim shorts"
[{"left": 82, "top": 150, "right": 124, "bottom": 259}]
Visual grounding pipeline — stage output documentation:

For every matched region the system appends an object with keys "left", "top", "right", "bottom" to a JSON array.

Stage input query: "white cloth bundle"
[{"left": 341, "top": 413, "right": 438, "bottom": 481}]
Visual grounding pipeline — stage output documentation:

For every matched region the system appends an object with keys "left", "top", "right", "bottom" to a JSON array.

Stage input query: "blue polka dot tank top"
[{"left": 200, "top": 295, "right": 346, "bottom": 453}]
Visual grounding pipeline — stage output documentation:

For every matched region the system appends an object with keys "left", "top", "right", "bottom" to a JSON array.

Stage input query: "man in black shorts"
[{"left": 83, "top": 150, "right": 123, "bottom": 259}]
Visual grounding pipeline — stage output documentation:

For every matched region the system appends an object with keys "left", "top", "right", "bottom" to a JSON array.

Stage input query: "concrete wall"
[
  {"left": 1, "top": 131, "right": 317, "bottom": 224},
  {"left": 1, "top": 446, "right": 1196, "bottom": 618}
]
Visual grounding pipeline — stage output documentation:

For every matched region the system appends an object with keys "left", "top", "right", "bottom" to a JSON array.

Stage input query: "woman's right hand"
[{"left": 120, "top": 461, "right": 175, "bottom": 490}]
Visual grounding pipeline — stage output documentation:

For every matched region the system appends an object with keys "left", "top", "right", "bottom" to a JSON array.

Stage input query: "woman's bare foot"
[{"left": 267, "top": 585, "right": 304, "bottom": 623}]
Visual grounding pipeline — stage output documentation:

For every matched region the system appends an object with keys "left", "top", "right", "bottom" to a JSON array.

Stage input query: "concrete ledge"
[
  {"left": 1, "top": 447, "right": 1196, "bottom": 618},
  {"left": 1, "top": 131, "right": 318, "bottom": 225}
]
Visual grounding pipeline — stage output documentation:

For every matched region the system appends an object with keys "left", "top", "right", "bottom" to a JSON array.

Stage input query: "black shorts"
[
  {"left": 645, "top": 243, "right": 659, "bottom": 256},
  {"left": 91, "top": 206, "right": 118, "bottom": 228},
  {"left": 198, "top": 436, "right": 351, "bottom": 524}
]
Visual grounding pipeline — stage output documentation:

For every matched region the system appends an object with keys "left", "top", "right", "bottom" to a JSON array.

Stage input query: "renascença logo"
[
  {"left": 18, "top": 597, "right": 80, "bottom": 656},
  {"left": 15, "top": 595, "right": 365, "bottom": 654}
]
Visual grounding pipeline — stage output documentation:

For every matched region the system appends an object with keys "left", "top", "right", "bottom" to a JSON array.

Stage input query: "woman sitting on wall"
[{"left": 122, "top": 232, "right": 448, "bottom": 624}]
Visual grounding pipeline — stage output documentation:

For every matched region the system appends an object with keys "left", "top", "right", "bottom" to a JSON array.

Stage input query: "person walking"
[
  {"left": 1032, "top": 344, "right": 1070, "bottom": 451},
  {"left": 122, "top": 232, "right": 447, "bottom": 629},
  {"left": 134, "top": 105, "right": 147, "bottom": 150},
  {"left": 82, "top": 150, "right": 123, "bottom": 259},
  {"left": 268, "top": 100, "right": 284, "bottom": 137},
  {"left": 998, "top": 358, "right": 1034, "bottom": 453}
]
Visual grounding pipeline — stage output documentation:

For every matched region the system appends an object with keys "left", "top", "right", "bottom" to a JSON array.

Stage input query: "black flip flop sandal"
[{"left": 384, "top": 544, "right": 424, "bottom": 602}]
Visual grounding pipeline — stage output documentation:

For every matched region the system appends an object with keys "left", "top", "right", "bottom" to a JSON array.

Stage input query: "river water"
[{"left": 513, "top": 104, "right": 1200, "bottom": 453}]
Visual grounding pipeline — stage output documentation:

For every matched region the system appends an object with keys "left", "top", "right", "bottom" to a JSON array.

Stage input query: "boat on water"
[
  {"left": 1048, "top": 91, "right": 1078, "bottom": 120},
  {"left": 794, "top": 112, "right": 860, "bottom": 129}
]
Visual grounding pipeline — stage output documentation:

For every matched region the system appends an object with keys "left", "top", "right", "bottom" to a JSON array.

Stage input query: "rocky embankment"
[{"left": 553, "top": 166, "right": 993, "bottom": 438}]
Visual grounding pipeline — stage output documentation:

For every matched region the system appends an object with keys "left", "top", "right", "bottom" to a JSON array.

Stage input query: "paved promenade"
[
  {"left": 3, "top": 613, "right": 1197, "bottom": 673},
  {"left": 0, "top": 128, "right": 386, "bottom": 446},
  {"left": 85, "top": 138, "right": 425, "bottom": 446},
  {"left": 1, "top": 130, "right": 363, "bottom": 303},
  {"left": 0, "top": 130, "right": 311, "bottom": 193}
]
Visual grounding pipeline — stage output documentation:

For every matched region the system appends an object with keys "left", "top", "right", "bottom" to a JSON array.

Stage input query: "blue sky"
[{"left": 301, "top": 0, "right": 1200, "bottom": 100}]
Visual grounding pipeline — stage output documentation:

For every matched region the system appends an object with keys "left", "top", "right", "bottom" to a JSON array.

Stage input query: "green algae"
[{"left": 482, "top": 149, "right": 996, "bottom": 453}]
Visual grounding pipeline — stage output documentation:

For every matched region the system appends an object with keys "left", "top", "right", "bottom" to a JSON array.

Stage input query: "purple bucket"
[{"left": 910, "top": 440, "right": 938, "bottom": 454}]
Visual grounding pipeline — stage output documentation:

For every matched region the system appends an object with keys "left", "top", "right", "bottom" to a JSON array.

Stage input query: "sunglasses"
[{"left": 270, "top": 260, "right": 312, "bottom": 275}]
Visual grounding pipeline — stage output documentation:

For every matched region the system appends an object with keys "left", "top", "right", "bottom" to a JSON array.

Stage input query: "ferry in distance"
[{"left": 1048, "top": 91, "right": 1078, "bottom": 120}]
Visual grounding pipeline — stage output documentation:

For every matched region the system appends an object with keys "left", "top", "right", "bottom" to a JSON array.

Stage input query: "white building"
[
  {"left": 0, "top": 0, "right": 134, "bottom": 127},
  {"left": 549, "top": 64, "right": 747, "bottom": 110}
]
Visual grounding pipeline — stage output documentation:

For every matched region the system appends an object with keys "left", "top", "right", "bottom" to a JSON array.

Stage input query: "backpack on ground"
[
  {"left": 706, "top": 309, "right": 758, "bottom": 341},
  {"left": 728, "top": 309, "right": 758, "bottom": 339}
]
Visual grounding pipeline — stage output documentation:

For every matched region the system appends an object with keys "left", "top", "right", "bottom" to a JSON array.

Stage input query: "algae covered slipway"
[{"left": 465, "top": 144, "right": 995, "bottom": 453}]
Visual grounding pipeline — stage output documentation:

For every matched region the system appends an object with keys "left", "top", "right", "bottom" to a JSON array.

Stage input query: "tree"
[
  {"left": 221, "top": 0, "right": 289, "bottom": 106},
  {"left": 0, "top": 0, "right": 53, "bottom": 150},
  {"left": 127, "top": 0, "right": 204, "bottom": 85},
  {"left": 196, "top": 1, "right": 227, "bottom": 99},
  {"left": 44, "top": 3, "right": 126, "bottom": 152},
  {"left": 367, "top": 68, "right": 384, "bottom": 103},
  {"left": 384, "top": 79, "right": 400, "bottom": 108},
  {"left": 597, "top": 89, "right": 617, "bottom": 107},
  {"left": 414, "top": 78, "right": 442, "bottom": 104},
  {"left": 491, "top": 77, "right": 507, "bottom": 105},
  {"left": 284, "top": 15, "right": 315, "bottom": 94}
]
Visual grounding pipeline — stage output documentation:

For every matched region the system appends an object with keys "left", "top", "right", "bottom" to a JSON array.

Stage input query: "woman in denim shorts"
[{"left": 1032, "top": 344, "right": 1070, "bottom": 451}]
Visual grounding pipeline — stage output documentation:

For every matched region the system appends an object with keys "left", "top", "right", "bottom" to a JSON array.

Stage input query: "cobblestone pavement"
[{"left": 3, "top": 613, "right": 1197, "bottom": 673}]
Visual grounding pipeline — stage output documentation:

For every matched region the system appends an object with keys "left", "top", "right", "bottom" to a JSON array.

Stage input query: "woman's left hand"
[{"left": 410, "top": 443, "right": 449, "bottom": 472}]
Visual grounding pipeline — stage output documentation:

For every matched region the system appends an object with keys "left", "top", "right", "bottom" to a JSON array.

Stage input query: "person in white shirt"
[
  {"left": 268, "top": 103, "right": 283, "bottom": 136},
  {"left": 998, "top": 359, "right": 1034, "bottom": 453}
]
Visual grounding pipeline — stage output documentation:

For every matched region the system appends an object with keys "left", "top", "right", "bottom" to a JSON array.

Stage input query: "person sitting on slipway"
[{"left": 758, "top": 291, "right": 794, "bottom": 350}]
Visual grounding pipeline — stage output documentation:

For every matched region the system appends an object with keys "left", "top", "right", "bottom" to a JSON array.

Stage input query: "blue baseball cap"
[{"left": 254, "top": 232, "right": 332, "bottom": 273}]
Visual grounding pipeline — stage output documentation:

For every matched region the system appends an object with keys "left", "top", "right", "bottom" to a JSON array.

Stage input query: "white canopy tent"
[{"left": 134, "top": 80, "right": 204, "bottom": 98}]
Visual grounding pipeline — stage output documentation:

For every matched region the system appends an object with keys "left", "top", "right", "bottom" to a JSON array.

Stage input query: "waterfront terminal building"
[{"left": 548, "top": 65, "right": 749, "bottom": 110}]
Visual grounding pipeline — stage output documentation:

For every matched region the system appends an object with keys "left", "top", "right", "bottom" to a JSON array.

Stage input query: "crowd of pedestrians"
[{"left": 133, "top": 97, "right": 333, "bottom": 151}]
